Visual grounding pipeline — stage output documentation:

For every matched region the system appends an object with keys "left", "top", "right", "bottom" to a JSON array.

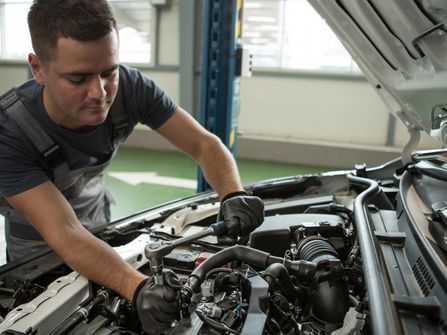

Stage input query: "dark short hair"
[{"left": 28, "top": 0, "right": 118, "bottom": 63}]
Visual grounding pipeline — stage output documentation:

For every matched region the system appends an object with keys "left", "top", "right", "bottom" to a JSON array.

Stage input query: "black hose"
[
  {"left": 187, "top": 245, "right": 269, "bottom": 294},
  {"left": 179, "top": 245, "right": 316, "bottom": 318},
  {"left": 50, "top": 310, "right": 88, "bottom": 335},
  {"left": 263, "top": 263, "right": 297, "bottom": 303},
  {"left": 196, "top": 309, "right": 241, "bottom": 334},
  {"left": 50, "top": 291, "right": 108, "bottom": 335},
  {"left": 297, "top": 237, "right": 349, "bottom": 324},
  {"left": 297, "top": 236, "right": 338, "bottom": 264},
  {"left": 185, "top": 245, "right": 316, "bottom": 294}
]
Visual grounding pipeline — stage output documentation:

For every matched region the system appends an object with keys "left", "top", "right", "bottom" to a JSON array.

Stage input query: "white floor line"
[{"left": 108, "top": 171, "right": 197, "bottom": 189}]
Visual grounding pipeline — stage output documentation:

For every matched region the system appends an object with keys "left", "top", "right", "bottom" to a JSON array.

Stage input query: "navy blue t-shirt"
[{"left": 0, "top": 64, "right": 176, "bottom": 197}]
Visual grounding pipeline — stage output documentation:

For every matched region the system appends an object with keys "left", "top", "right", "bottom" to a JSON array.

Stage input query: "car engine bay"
[{"left": 0, "top": 151, "right": 446, "bottom": 334}]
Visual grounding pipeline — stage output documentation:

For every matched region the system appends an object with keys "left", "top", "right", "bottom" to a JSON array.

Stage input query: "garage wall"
[
  {"left": 0, "top": 1, "right": 442, "bottom": 169},
  {"left": 239, "top": 75, "right": 388, "bottom": 146},
  {"left": 0, "top": 64, "right": 29, "bottom": 90}
]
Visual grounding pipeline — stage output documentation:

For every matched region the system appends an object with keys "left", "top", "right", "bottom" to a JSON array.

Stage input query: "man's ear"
[{"left": 28, "top": 53, "right": 46, "bottom": 84}]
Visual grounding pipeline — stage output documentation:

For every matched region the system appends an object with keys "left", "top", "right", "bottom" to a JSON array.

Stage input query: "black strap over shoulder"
[
  {"left": 0, "top": 84, "right": 129, "bottom": 180},
  {"left": 0, "top": 88, "right": 69, "bottom": 180}
]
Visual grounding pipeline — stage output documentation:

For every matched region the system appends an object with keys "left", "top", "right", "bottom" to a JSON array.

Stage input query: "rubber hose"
[
  {"left": 264, "top": 263, "right": 297, "bottom": 303},
  {"left": 186, "top": 245, "right": 314, "bottom": 294},
  {"left": 297, "top": 237, "right": 349, "bottom": 324}
]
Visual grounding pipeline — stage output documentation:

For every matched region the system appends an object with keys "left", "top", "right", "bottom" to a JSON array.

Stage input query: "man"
[{"left": 0, "top": 0, "right": 264, "bottom": 333}]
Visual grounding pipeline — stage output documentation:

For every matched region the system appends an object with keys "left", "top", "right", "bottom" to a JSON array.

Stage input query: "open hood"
[{"left": 309, "top": 0, "right": 447, "bottom": 152}]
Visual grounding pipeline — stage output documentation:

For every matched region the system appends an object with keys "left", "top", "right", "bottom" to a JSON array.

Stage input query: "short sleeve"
[{"left": 119, "top": 65, "right": 177, "bottom": 130}]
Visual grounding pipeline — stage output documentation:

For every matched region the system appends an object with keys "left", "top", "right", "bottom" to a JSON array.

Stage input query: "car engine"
[{"left": 1, "top": 152, "right": 446, "bottom": 334}]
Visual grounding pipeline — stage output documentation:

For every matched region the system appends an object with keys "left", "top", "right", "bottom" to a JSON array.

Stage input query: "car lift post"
[{"left": 197, "top": 0, "right": 245, "bottom": 192}]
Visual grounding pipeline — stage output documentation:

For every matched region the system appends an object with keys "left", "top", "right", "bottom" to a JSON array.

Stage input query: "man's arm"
[
  {"left": 155, "top": 107, "right": 244, "bottom": 199},
  {"left": 6, "top": 181, "right": 147, "bottom": 301}
]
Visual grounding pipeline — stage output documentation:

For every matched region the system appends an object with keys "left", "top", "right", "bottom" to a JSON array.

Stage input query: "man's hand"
[
  {"left": 133, "top": 269, "right": 182, "bottom": 334},
  {"left": 218, "top": 192, "right": 265, "bottom": 242}
]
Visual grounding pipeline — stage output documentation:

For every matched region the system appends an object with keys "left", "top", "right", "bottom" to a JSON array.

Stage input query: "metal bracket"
[
  {"left": 402, "top": 126, "right": 420, "bottom": 165},
  {"left": 412, "top": 23, "right": 446, "bottom": 58}
]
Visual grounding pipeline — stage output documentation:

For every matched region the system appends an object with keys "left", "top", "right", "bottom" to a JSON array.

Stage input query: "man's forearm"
[
  {"left": 6, "top": 182, "right": 147, "bottom": 301},
  {"left": 155, "top": 109, "right": 244, "bottom": 199},
  {"left": 53, "top": 224, "right": 146, "bottom": 301},
  {"left": 197, "top": 136, "right": 244, "bottom": 199}
]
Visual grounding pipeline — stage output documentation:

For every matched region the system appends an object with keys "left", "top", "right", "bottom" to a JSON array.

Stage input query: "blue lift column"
[{"left": 197, "top": 0, "right": 245, "bottom": 192}]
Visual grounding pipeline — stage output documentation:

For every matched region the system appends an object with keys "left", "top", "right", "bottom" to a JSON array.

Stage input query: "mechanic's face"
[{"left": 29, "top": 30, "right": 119, "bottom": 130}]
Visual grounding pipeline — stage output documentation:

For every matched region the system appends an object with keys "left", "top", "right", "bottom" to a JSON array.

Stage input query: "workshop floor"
[{"left": 0, "top": 147, "right": 326, "bottom": 265}]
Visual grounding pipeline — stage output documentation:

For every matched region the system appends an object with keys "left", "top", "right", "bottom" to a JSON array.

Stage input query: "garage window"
[
  {"left": 242, "top": 0, "right": 360, "bottom": 73},
  {"left": 0, "top": 0, "right": 152, "bottom": 64}
]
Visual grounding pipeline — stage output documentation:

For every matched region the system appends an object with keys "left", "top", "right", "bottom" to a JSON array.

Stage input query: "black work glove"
[
  {"left": 218, "top": 192, "right": 264, "bottom": 243},
  {"left": 133, "top": 269, "right": 182, "bottom": 334}
]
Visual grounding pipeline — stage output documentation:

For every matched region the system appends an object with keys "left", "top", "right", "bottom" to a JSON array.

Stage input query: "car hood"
[{"left": 309, "top": 0, "right": 447, "bottom": 149}]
